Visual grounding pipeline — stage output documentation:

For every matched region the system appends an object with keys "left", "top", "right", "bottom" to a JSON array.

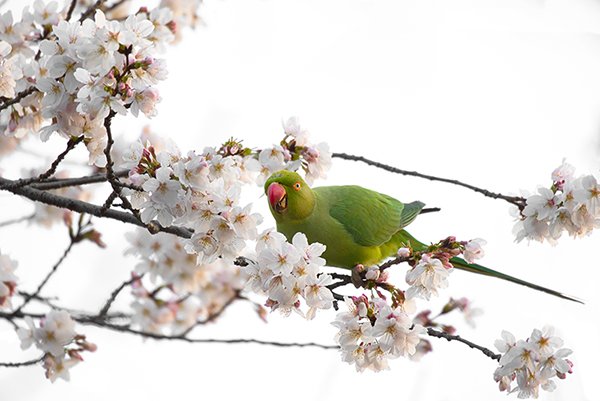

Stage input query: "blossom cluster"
[
  {"left": 244, "top": 230, "right": 334, "bottom": 319},
  {"left": 123, "top": 141, "right": 263, "bottom": 256},
  {"left": 493, "top": 327, "right": 573, "bottom": 398},
  {"left": 0, "top": 249, "right": 18, "bottom": 309},
  {"left": 403, "top": 237, "right": 486, "bottom": 301},
  {"left": 125, "top": 229, "right": 246, "bottom": 335},
  {"left": 513, "top": 160, "right": 600, "bottom": 243},
  {"left": 0, "top": 3, "right": 176, "bottom": 165},
  {"left": 332, "top": 295, "right": 425, "bottom": 372},
  {"left": 257, "top": 117, "right": 332, "bottom": 185},
  {"left": 16, "top": 310, "right": 96, "bottom": 382}
]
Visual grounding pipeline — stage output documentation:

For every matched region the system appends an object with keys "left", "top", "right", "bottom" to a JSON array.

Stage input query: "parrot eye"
[{"left": 293, "top": 182, "right": 301, "bottom": 191}]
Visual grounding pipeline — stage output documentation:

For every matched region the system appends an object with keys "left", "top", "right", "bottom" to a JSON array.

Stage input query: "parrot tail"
[
  {"left": 395, "top": 230, "right": 582, "bottom": 303},
  {"left": 449, "top": 257, "right": 583, "bottom": 304}
]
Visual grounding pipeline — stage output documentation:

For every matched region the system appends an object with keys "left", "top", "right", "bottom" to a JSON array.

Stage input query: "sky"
[{"left": 1, "top": 0, "right": 600, "bottom": 400}]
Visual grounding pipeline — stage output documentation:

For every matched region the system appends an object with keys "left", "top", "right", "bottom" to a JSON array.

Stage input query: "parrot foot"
[{"left": 351, "top": 264, "right": 365, "bottom": 288}]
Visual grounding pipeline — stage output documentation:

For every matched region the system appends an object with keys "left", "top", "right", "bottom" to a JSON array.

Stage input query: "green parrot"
[{"left": 264, "top": 170, "right": 580, "bottom": 303}]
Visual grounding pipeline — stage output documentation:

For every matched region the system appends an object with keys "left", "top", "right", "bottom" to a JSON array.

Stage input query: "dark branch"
[
  {"left": 332, "top": 152, "right": 527, "bottom": 210},
  {"left": 102, "top": 111, "right": 142, "bottom": 220},
  {"left": 0, "top": 213, "right": 35, "bottom": 228},
  {"left": 65, "top": 0, "right": 78, "bottom": 20},
  {"left": 0, "top": 136, "right": 84, "bottom": 191},
  {"left": 83, "top": 318, "right": 339, "bottom": 349},
  {"left": 0, "top": 356, "right": 44, "bottom": 368},
  {"left": 0, "top": 176, "right": 194, "bottom": 238},
  {"left": 31, "top": 170, "right": 129, "bottom": 191},
  {"left": 0, "top": 87, "right": 37, "bottom": 112},
  {"left": 427, "top": 327, "right": 500, "bottom": 361},
  {"left": 98, "top": 275, "right": 139, "bottom": 317},
  {"left": 14, "top": 238, "right": 76, "bottom": 314},
  {"left": 79, "top": 0, "right": 105, "bottom": 22}
]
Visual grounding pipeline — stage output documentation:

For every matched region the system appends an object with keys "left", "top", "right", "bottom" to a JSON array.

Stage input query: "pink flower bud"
[{"left": 397, "top": 247, "right": 411, "bottom": 257}]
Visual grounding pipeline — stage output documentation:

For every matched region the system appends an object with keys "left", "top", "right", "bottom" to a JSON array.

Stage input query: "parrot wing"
[{"left": 321, "top": 185, "right": 424, "bottom": 247}]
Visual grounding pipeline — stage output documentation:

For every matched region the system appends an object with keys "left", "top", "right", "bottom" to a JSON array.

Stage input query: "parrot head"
[{"left": 264, "top": 170, "right": 315, "bottom": 220}]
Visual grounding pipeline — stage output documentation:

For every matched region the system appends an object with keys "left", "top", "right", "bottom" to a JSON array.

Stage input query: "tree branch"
[
  {"left": 0, "top": 213, "right": 35, "bottom": 228},
  {"left": 0, "top": 87, "right": 37, "bottom": 112},
  {"left": 30, "top": 170, "right": 129, "bottom": 191},
  {"left": 65, "top": 0, "right": 78, "bottom": 20},
  {"left": 0, "top": 136, "right": 84, "bottom": 191},
  {"left": 97, "top": 275, "right": 140, "bottom": 317},
  {"left": 426, "top": 327, "right": 500, "bottom": 361},
  {"left": 0, "top": 177, "right": 194, "bottom": 238},
  {"left": 14, "top": 233, "right": 77, "bottom": 314},
  {"left": 0, "top": 356, "right": 44, "bottom": 368},
  {"left": 79, "top": 0, "right": 105, "bottom": 22},
  {"left": 332, "top": 152, "right": 527, "bottom": 210}
]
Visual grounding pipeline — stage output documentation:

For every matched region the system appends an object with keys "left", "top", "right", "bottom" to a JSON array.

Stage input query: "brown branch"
[
  {"left": 30, "top": 170, "right": 129, "bottom": 191},
  {"left": 0, "top": 176, "right": 194, "bottom": 238},
  {"left": 65, "top": 0, "right": 78, "bottom": 20},
  {"left": 0, "top": 136, "right": 84, "bottom": 191},
  {"left": 13, "top": 227, "right": 79, "bottom": 314},
  {"left": 97, "top": 275, "right": 140, "bottom": 317},
  {"left": 332, "top": 152, "right": 527, "bottom": 210},
  {"left": 426, "top": 327, "right": 500, "bottom": 361},
  {"left": 102, "top": 111, "right": 142, "bottom": 220},
  {"left": 379, "top": 255, "right": 411, "bottom": 271},
  {"left": 0, "top": 87, "right": 37, "bottom": 112},
  {"left": 83, "top": 317, "right": 339, "bottom": 349},
  {"left": 0, "top": 356, "right": 44, "bottom": 368},
  {"left": 79, "top": 0, "right": 105, "bottom": 22}
]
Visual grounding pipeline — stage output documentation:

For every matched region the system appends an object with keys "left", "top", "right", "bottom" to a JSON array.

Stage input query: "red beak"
[{"left": 267, "top": 182, "right": 286, "bottom": 208}]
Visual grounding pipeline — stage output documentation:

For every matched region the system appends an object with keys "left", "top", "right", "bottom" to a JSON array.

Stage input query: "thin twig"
[
  {"left": 379, "top": 255, "right": 411, "bottom": 271},
  {"left": 178, "top": 292, "right": 241, "bottom": 337},
  {"left": 65, "top": 0, "right": 78, "bottom": 20},
  {"left": 0, "top": 213, "right": 35, "bottom": 228},
  {"left": 427, "top": 327, "right": 500, "bottom": 361},
  {"left": 0, "top": 177, "right": 194, "bottom": 238},
  {"left": 31, "top": 170, "right": 129, "bottom": 191},
  {"left": 103, "top": 0, "right": 129, "bottom": 13},
  {"left": 83, "top": 318, "right": 339, "bottom": 349},
  {"left": 79, "top": 0, "right": 105, "bottom": 22},
  {"left": 0, "top": 356, "right": 44, "bottom": 368},
  {"left": 0, "top": 136, "right": 84, "bottom": 191},
  {"left": 98, "top": 275, "right": 140, "bottom": 317},
  {"left": 0, "top": 87, "right": 37, "bottom": 112},
  {"left": 332, "top": 152, "right": 527, "bottom": 210},
  {"left": 14, "top": 240, "right": 75, "bottom": 314},
  {"left": 102, "top": 111, "right": 142, "bottom": 220}
]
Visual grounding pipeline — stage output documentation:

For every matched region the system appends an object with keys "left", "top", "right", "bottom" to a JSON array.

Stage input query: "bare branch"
[
  {"left": 332, "top": 152, "right": 527, "bottom": 210},
  {"left": 0, "top": 136, "right": 84, "bottom": 191},
  {"left": 65, "top": 0, "right": 78, "bottom": 20},
  {"left": 79, "top": 0, "right": 105, "bottom": 22},
  {"left": 0, "top": 213, "right": 35, "bottom": 228},
  {"left": 14, "top": 237, "right": 76, "bottom": 314},
  {"left": 97, "top": 275, "right": 140, "bottom": 317},
  {"left": 0, "top": 177, "right": 194, "bottom": 238},
  {"left": 31, "top": 170, "right": 129, "bottom": 191},
  {"left": 0, "top": 356, "right": 44, "bottom": 368},
  {"left": 102, "top": 112, "right": 143, "bottom": 220},
  {"left": 427, "top": 327, "right": 500, "bottom": 361},
  {"left": 83, "top": 318, "right": 340, "bottom": 349}
]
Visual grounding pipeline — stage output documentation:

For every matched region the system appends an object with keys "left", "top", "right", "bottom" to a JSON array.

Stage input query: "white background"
[{"left": 1, "top": 0, "right": 600, "bottom": 400}]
